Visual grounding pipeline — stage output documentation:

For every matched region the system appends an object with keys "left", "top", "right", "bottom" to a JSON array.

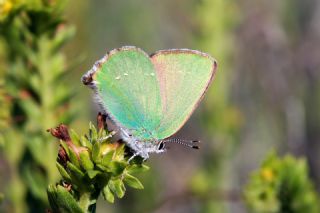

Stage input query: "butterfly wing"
[
  {"left": 83, "top": 47, "right": 162, "bottom": 139},
  {"left": 151, "top": 49, "right": 217, "bottom": 139}
]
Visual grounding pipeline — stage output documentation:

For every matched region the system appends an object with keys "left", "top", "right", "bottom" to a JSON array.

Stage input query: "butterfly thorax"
[{"left": 120, "top": 128, "right": 164, "bottom": 159}]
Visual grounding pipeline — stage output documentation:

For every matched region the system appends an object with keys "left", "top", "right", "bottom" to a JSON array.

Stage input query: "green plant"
[
  {"left": 47, "top": 113, "right": 149, "bottom": 213},
  {"left": 0, "top": 0, "right": 76, "bottom": 212},
  {"left": 245, "top": 151, "right": 320, "bottom": 213},
  {"left": 190, "top": 0, "right": 242, "bottom": 212}
]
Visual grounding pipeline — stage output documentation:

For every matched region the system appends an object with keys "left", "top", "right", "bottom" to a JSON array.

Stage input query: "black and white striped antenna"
[{"left": 163, "top": 138, "right": 200, "bottom": 149}]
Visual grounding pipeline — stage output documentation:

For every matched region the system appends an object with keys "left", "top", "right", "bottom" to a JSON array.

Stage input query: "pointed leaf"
[
  {"left": 89, "top": 122, "right": 98, "bottom": 141},
  {"left": 80, "top": 136, "right": 92, "bottom": 149},
  {"left": 69, "top": 129, "right": 81, "bottom": 146},
  {"left": 60, "top": 141, "right": 70, "bottom": 156},
  {"left": 109, "top": 179, "right": 125, "bottom": 198},
  {"left": 79, "top": 151, "right": 94, "bottom": 171},
  {"left": 87, "top": 170, "right": 101, "bottom": 179},
  {"left": 67, "top": 162, "right": 85, "bottom": 181},
  {"left": 56, "top": 162, "right": 71, "bottom": 182},
  {"left": 92, "top": 141, "right": 100, "bottom": 163},
  {"left": 101, "top": 151, "right": 114, "bottom": 167},
  {"left": 127, "top": 164, "right": 149, "bottom": 174},
  {"left": 108, "top": 161, "right": 127, "bottom": 176},
  {"left": 102, "top": 185, "right": 114, "bottom": 203},
  {"left": 124, "top": 174, "right": 144, "bottom": 189},
  {"left": 68, "top": 147, "right": 80, "bottom": 168},
  {"left": 47, "top": 185, "right": 84, "bottom": 213},
  {"left": 96, "top": 163, "right": 109, "bottom": 173},
  {"left": 114, "top": 143, "right": 125, "bottom": 158}
]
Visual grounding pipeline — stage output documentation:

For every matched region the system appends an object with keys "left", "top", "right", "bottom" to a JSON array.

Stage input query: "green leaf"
[
  {"left": 79, "top": 151, "right": 94, "bottom": 171},
  {"left": 97, "top": 127, "right": 106, "bottom": 139},
  {"left": 89, "top": 122, "right": 98, "bottom": 141},
  {"left": 127, "top": 164, "right": 149, "bottom": 174},
  {"left": 87, "top": 170, "right": 101, "bottom": 179},
  {"left": 69, "top": 129, "right": 81, "bottom": 146},
  {"left": 67, "top": 162, "right": 95, "bottom": 191},
  {"left": 102, "top": 185, "right": 114, "bottom": 203},
  {"left": 80, "top": 135, "right": 92, "bottom": 149},
  {"left": 114, "top": 143, "right": 125, "bottom": 157},
  {"left": 109, "top": 179, "right": 125, "bottom": 198},
  {"left": 124, "top": 174, "right": 144, "bottom": 189},
  {"left": 95, "top": 163, "right": 108, "bottom": 173},
  {"left": 108, "top": 161, "right": 127, "bottom": 176},
  {"left": 67, "top": 162, "right": 85, "bottom": 181},
  {"left": 92, "top": 141, "right": 101, "bottom": 163},
  {"left": 60, "top": 141, "right": 70, "bottom": 156},
  {"left": 56, "top": 162, "right": 71, "bottom": 182},
  {"left": 68, "top": 147, "right": 80, "bottom": 168},
  {"left": 101, "top": 150, "right": 114, "bottom": 167},
  {"left": 47, "top": 185, "right": 84, "bottom": 213}
]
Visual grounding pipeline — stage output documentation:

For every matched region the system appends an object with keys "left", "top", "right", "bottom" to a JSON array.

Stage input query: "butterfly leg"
[
  {"left": 128, "top": 151, "right": 149, "bottom": 162},
  {"left": 98, "top": 130, "right": 117, "bottom": 142},
  {"left": 128, "top": 153, "right": 138, "bottom": 162}
]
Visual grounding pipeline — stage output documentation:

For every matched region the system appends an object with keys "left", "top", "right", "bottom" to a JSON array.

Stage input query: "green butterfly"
[{"left": 82, "top": 46, "right": 217, "bottom": 159}]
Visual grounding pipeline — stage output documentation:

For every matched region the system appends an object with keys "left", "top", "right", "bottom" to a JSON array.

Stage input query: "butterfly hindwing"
[{"left": 151, "top": 50, "right": 217, "bottom": 139}]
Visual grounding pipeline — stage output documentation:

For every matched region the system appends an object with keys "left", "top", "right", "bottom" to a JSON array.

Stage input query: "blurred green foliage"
[
  {"left": 47, "top": 114, "right": 149, "bottom": 213},
  {"left": 0, "top": 0, "right": 76, "bottom": 212},
  {"left": 189, "top": 0, "right": 242, "bottom": 212},
  {"left": 245, "top": 152, "right": 320, "bottom": 213}
]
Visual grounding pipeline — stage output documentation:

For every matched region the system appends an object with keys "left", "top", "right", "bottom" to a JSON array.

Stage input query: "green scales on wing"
[{"left": 83, "top": 46, "right": 217, "bottom": 142}]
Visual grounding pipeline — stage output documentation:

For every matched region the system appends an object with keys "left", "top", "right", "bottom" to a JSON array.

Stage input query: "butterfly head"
[{"left": 122, "top": 129, "right": 200, "bottom": 160}]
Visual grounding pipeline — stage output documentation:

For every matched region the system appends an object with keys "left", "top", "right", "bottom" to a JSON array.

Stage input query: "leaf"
[
  {"left": 47, "top": 185, "right": 84, "bottom": 213},
  {"left": 101, "top": 150, "right": 114, "bottom": 167},
  {"left": 79, "top": 151, "right": 94, "bottom": 171},
  {"left": 115, "top": 143, "right": 125, "bottom": 158},
  {"left": 69, "top": 129, "right": 81, "bottom": 146},
  {"left": 67, "top": 162, "right": 85, "bottom": 181},
  {"left": 67, "top": 162, "right": 95, "bottom": 191},
  {"left": 124, "top": 174, "right": 144, "bottom": 189},
  {"left": 109, "top": 179, "right": 125, "bottom": 198},
  {"left": 89, "top": 122, "right": 98, "bottom": 141},
  {"left": 56, "top": 162, "right": 71, "bottom": 182},
  {"left": 92, "top": 141, "right": 101, "bottom": 163},
  {"left": 127, "top": 164, "right": 149, "bottom": 174},
  {"left": 87, "top": 170, "right": 101, "bottom": 179},
  {"left": 80, "top": 135, "right": 92, "bottom": 149},
  {"left": 97, "top": 127, "right": 106, "bottom": 139},
  {"left": 60, "top": 141, "right": 70, "bottom": 156},
  {"left": 102, "top": 185, "right": 114, "bottom": 203},
  {"left": 95, "top": 163, "right": 108, "bottom": 173},
  {"left": 108, "top": 161, "right": 127, "bottom": 176},
  {"left": 68, "top": 147, "right": 80, "bottom": 168}
]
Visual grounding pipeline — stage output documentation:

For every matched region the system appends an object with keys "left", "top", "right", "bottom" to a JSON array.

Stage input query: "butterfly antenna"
[{"left": 163, "top": 139, "right": 200, "bottom": 149}]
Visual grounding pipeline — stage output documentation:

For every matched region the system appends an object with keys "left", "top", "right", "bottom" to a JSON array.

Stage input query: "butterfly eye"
[{"left": 158, "top": 141, "right": 165, "bottom": 150}]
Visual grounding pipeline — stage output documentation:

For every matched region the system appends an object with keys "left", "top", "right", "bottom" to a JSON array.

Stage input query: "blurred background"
[{"left": 1, "top": 0, "right": 320, "bottom": 212}]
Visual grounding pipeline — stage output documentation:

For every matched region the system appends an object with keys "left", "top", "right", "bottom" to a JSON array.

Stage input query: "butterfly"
[{"left": 82, "top": 46, "right": 217, "bottom": 159}]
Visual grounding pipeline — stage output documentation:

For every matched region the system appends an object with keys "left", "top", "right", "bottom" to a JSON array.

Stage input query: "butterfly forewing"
[
  {"left": 92, "top": 47, "right": 162, "bottom": 138},
  {"left": 151, "top": 50, "right": 217, "bottom": 139}
]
